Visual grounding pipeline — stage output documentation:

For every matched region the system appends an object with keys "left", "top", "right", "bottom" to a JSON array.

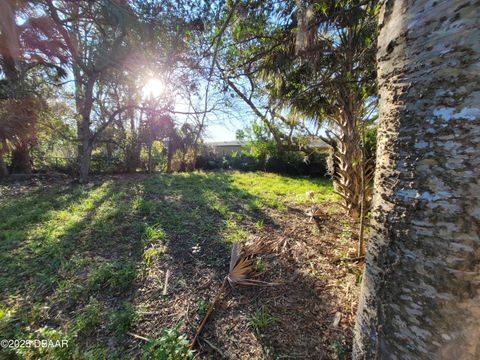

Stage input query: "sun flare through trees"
[{"left": 1, "top": 0, "right": 478, "bottom": 359}]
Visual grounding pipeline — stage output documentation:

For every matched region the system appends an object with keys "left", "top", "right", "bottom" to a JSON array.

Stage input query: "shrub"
[
  {"left": 330, "top": 337, "right": 350, "bottom": 360},
  {"left": 248, "top": 306, "right": 279, "bottom": 333},
  {"left": 196, "top": 147, "right": 328, "bottom": 177},
  {"left": 73, "top": 297, "right": 104, "bottom": 337}
]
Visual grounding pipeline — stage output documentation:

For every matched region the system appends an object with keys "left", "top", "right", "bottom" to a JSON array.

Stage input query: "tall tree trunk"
[
  {"left": 75, "top": 75, "right": 96, "bottom": 183},
  {"left": 128, "top": 149, "right": 140, "bottom": 173},
  {"left": 354, "top": 1, "right": 480, "bottom": 359},
  {"left": 125, "top": 138, "right": 140, "bottom": 173},
  {"left": 78, "top": 141, "right": 92, "bottom": 183},
  {"left": 125, "top": 107, "right": 139, "bottom": 173},
  {"left": 0, "top": 151, "right": 8, "bottom": 178},
  {"left": 166, "top": 138, "right": 173, "bottom": 173},
  {"left": 10, "top": 143, "right": 32, "bottom": 173},
  {"left": 147, "top": 142, "right": 153, "bottom": 173}
]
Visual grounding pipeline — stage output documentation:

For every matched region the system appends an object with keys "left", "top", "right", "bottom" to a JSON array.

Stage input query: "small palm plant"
[{"left": 189, "top": 239, "right": 277, "bottom": 349}]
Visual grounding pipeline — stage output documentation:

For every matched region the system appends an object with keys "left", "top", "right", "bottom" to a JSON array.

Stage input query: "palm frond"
[
  {"left": 227, "top": 241, "right": 278, "bottom": 287},
  {"left": 190, "top": 238, "right": 278, "bottom": 349}
]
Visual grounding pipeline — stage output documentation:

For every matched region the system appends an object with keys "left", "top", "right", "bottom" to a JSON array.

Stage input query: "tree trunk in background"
[
  {"left": 354, "top": 1, "right": 480, "bottom": 359},
  {"left": 125, "top": 139, "right": 140, "bottom": 173},
  {"left": 125, "top": 107, "right": 140, "bottom": 173},
  {"left": 75, "top": 74, "right": 97, "bottom": 183},
  {"left": 78, "top": 141, "right": 92, "bottom": 183},
  {"left": 147, "top": 143, "right": 153, "bottom": 173},
  {"left": 125, "top": 115, "right": 140, "bottom": 173},
  {"left": 331, "top": 86, "right": 374, "bottom": 219},
  {"left": 10, "top": 143, "right": 32, "bottom": 173},
  {"left": 0, "top": 151, "right": 8, "bottom": 178},
  {"left": 166, "top": 139, "right": 173, "bottom": 173}
]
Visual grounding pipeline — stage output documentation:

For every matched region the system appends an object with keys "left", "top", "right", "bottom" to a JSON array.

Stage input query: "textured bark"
[
  {"left": 125, "top": 114, "right": 141, "bottom": 173},
  {"left": 354, "top": 0, "right": 480, "bottom": 359},
  {"left": 334, "top": 105, "right": 374, "bottom": 219},
  {"left": 125, "top": 140, "right": 141, "bottom": 173},
  {"left": 78, "top": 142, "right": 92, "bottom": 183}
]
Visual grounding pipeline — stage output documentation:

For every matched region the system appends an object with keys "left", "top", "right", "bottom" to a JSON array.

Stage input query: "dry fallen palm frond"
[
  {"left": 228, "top": 257, "right": 277, "bottom": 287},
  {"left": 189, "top": 239, "right": 278, "bottom": 349},
  {"left": 228, "top": 240, "right": 278, "bottom": 287},
  {"left": 228, "top": 256, "right": 252, "bottom": 285}
]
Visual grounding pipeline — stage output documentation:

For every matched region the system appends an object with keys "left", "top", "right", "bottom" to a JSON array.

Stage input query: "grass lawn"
[{"left": 0, "top": 171, "right": 359, "bottom": 359}]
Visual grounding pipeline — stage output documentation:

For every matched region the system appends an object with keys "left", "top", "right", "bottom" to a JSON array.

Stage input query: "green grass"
[
  {"left": 229, "top": 171, "right": 336, "bottom": 206},
  {"left": 0, "top": 171, "right": 334, "bottom": 359},
  {"left": 248, "top": 305, "right": 280, "bottom": 333},
  {"left": 87, "top": 260, "right": 137, "bottom": 294}
]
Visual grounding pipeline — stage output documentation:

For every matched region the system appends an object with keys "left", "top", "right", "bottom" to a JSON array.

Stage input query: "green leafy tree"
[
  {"left": 43, "top": 0, "right": 139, "bottom": 182},
  {"left": 0, "top": 0, "right": 67, "bottom": 176},
  {"left": 42, "top": 0, "right": 210, "bottom": 180},
  {"left": 215, "top": 0, "right": 379, "bottom": 217}
]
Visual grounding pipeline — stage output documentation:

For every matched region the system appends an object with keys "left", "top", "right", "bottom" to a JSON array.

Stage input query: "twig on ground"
[
  {"left": 163, "top": 269, "right": 170, "bottom": 295},
  {"left": 185, "top": 301, "right": 193, "bottom": 328},
  {"left": 127, "top": 332, "right": 149, "bottom": 342},
  {"left": 137, "top": 311, "right": 162, "bottom": 316},
  {"left": 332, "top": 256, "right": 365, "bottom": 264},
  {"left": 189, "top": 278, "right": 227, "bottom": 349},
  {"left": 200, "top": 337, "right": 225, "bottom": 358}
]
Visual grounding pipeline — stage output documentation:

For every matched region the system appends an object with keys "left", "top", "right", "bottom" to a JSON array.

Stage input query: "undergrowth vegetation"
[{"left": 0, "top": 171, "right": 335, "bottom": 358}]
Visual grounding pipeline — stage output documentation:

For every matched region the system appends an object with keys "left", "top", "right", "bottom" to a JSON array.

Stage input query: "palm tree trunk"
[
  {"left": 354, "top": 1, "right": 480, "bottom": 359},
  {"left": 335, "top": 109, "right": 364, "bottom": 218}
]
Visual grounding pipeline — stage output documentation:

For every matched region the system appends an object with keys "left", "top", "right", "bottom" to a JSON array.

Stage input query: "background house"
[
  {"left": 204, "top": 137, "right": 329, "bottom": 159},
  {"left": 203, "top": 140, "right": 249, "bottom": 158}
]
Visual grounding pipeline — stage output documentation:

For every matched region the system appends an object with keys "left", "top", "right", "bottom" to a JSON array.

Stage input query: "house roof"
[
  {"left": 308, "top": 137, "right": 329, "bottom": 148},
  {"left": 204, "top": 140, "right": 247, "bottom": 147}
]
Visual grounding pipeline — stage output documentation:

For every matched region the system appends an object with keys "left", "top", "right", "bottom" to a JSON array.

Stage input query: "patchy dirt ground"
[
  {"left": 126, "top": 188, "right": 362, "bottom": 359},
  {"left": 0, "top": 172, "right": 362, "bottom": 359}
]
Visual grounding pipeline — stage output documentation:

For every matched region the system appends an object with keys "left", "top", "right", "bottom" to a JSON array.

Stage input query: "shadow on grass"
[
  {"left": 138, "top": 172, "right": 276, "bottom": 265},
  {"left": 0, "top": 180, "right": 146, "bottom": 357},
  {"left": 0, "top": 171, "right": 342, "bottom": 359},
  {"left": 0, "top": 172, "right": 278, "bottom": 358}
]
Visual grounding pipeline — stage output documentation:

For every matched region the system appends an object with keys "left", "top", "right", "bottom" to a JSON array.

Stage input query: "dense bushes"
[
  {"left": 196, "top": 149, "right": 329, "bottom": 177},
  {"left": 196, "top": 122, "right": 331, "bottom": 177}
]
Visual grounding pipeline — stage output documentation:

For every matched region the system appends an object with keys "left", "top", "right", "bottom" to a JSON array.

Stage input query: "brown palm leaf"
[
  {"left": 228, "top": 256, "right": 276, "bottom": 286},
  {"left": 228, "top": 241, "right": 278, "bottom": 286},
  {"left": 189, "top": 240, "right": 278, "bottom": 349}
]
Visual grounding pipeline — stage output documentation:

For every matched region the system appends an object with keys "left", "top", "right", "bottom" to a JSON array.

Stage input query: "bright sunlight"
[
  {"left": 2, "top": 1, "right": 478, "bottom": 358},
  {"left": 142, "top": 78, "right": 164, "bottom": 98}
]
